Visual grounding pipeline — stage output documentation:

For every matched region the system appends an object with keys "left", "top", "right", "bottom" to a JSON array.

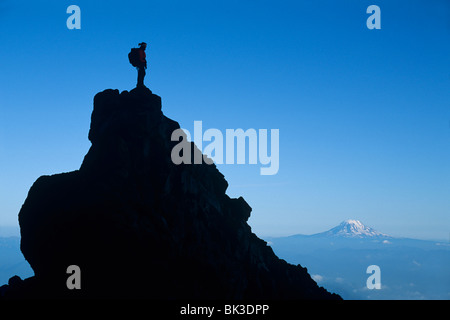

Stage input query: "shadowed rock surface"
[{"left": 1, "top": 87, "right": 340, "bottom": 299}]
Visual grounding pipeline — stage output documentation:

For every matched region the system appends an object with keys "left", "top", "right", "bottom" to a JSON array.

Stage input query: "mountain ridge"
[
  {"left": 266, "top": 220, "right": 449, "bottom": 252},
  {"left": 278, "top": 219, "right": 391, "bottom": 240},
  {"left": 314, "top": 219, "right": 391, "bottom": 239}
]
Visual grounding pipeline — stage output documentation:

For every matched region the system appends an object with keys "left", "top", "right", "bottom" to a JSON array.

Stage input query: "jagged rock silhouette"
[{"left": 1, "top": 87, "right": 340, "bottom": 299}]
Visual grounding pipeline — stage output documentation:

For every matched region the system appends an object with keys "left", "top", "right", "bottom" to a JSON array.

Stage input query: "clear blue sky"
[{"left": 0, "top": 0, "right": 449, "bottom": 240}]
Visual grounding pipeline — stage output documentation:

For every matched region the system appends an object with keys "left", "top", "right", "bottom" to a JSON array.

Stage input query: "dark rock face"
[{"left": 2, "top": 87, "right": 340, "bottom": 299}]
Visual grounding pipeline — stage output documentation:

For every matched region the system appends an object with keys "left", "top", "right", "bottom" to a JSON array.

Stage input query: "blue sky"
[{"left": 0, "top": 0, "right": 449, "bottom": 240}]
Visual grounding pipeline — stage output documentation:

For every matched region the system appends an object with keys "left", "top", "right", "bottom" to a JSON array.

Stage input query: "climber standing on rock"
[
  {"left": 129, "top": 42, "right": 148, "bottom": 87},
  {"left": 137, "top": 42, "right": 147, "bottom": 87}
]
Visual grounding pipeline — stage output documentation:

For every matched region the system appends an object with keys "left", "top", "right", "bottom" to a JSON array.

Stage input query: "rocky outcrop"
[{"left": 1, "top": 87, "right": 340, "bottom": 299}]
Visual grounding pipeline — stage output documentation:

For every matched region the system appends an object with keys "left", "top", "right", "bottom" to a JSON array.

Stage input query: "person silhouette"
[{"left": 136, "top": 42, "right": 147, "bottom": 87}]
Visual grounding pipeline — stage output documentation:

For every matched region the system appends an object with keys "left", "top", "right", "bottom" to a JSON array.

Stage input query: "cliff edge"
[{"left": 1, "top": 87, "right": 340, "bottom": 299}]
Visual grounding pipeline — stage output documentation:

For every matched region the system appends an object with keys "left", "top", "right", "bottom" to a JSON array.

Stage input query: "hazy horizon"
[{"left": 1, "top": 220, "right": 448, "bottom": 242}]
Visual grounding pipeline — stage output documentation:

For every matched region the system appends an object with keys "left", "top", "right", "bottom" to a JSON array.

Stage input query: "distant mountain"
[
  {"left": 265, "top": 220, "right": 450, "bottom": 300},
  {"left": 314, "top": 219, "right": 390, "bottom": 239}
]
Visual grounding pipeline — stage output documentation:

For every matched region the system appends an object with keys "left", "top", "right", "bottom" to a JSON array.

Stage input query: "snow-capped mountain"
[
  {"left": 316, "top": 219, "right": 390, "bottom": 239},
  {"left": 264, "top": 220, "right": 449, "bottom": 300}
]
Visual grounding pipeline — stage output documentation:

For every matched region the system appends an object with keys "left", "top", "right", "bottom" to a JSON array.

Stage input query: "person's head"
[{"left": 139, "top": 42, "right": 147, "bottom": 50}]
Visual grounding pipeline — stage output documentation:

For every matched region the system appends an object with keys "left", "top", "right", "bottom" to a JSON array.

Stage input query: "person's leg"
[{"left": 137, "top": 67, "right": 145, "bottom": 87}]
